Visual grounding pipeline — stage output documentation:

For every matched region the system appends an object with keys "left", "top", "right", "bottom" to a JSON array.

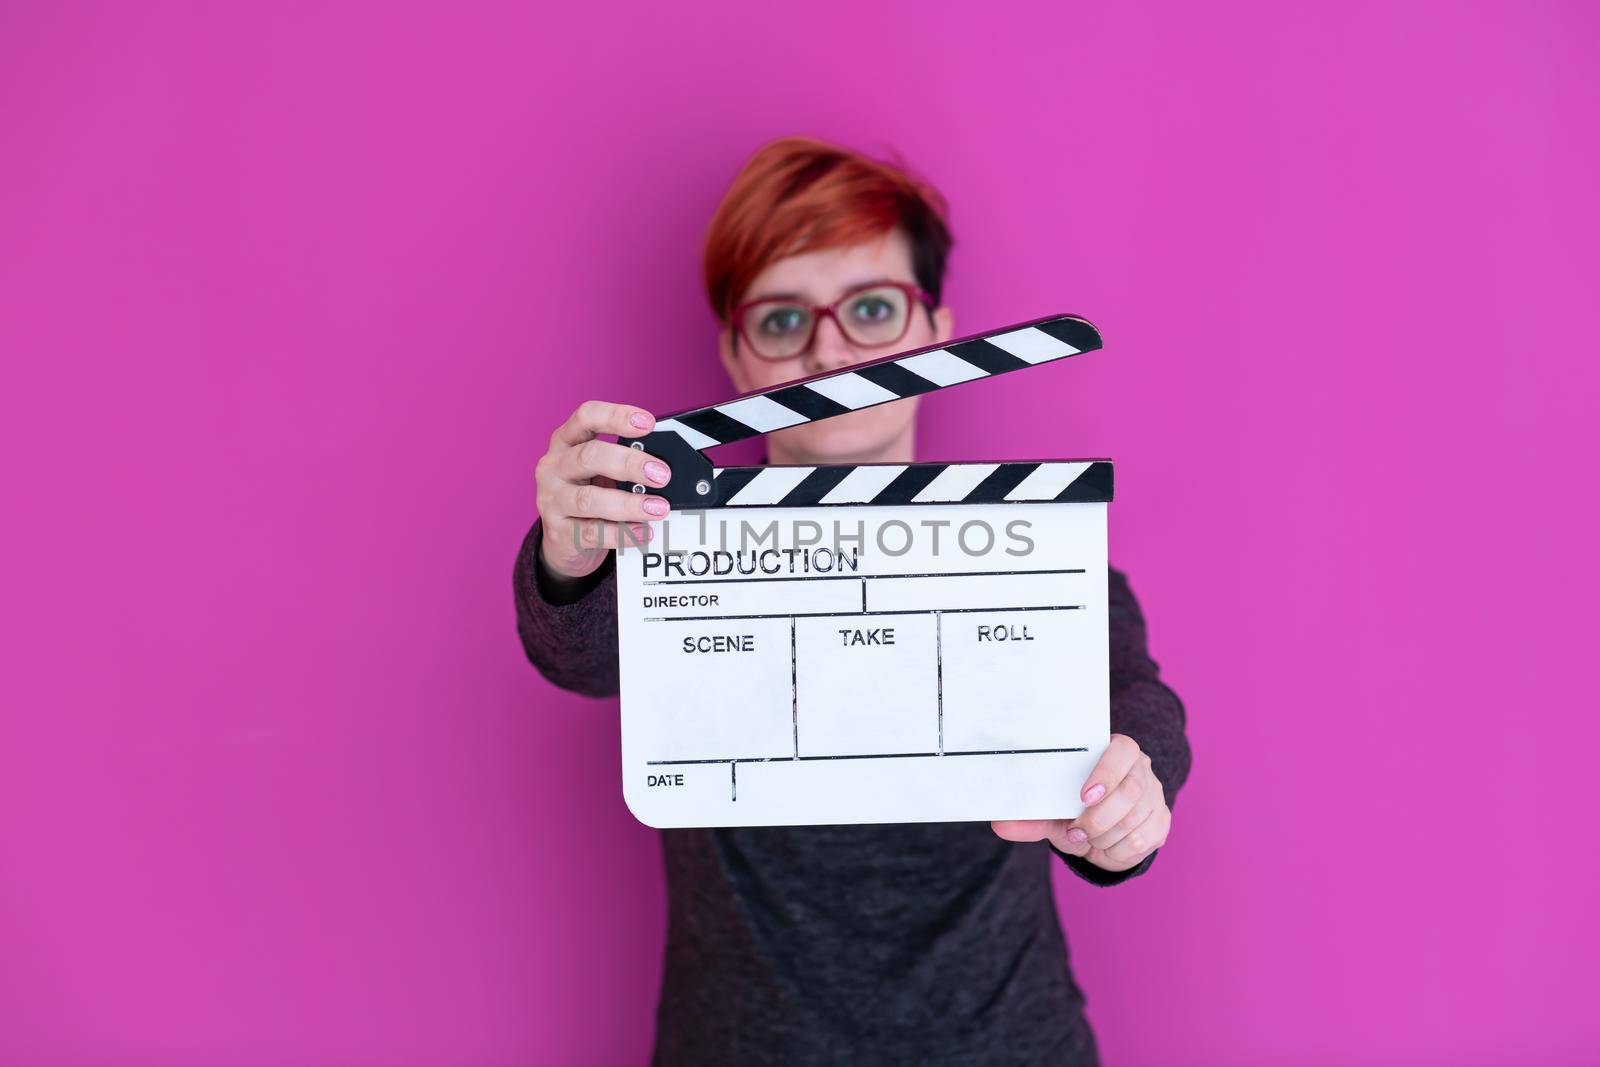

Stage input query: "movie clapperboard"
[{"left": 615, "top": 313, "right": 1112, "bottom": 829}]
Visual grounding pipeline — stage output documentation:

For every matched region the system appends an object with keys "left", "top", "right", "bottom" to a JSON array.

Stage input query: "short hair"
[{"left": 701, "top": 136, "right": 954, "bottom": 324}]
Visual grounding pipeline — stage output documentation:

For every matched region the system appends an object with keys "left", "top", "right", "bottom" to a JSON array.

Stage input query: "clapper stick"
[{"left": 619, "top": 313, "right": 1103, "bottom": 507}]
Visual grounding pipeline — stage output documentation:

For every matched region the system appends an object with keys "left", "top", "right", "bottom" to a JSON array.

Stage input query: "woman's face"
[{"left": 717, "top": 228, "right": 954, "bottom": 463}]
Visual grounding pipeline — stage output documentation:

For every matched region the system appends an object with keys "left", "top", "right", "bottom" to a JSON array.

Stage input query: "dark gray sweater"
[{"left": 514, "top": 517, "right": 1191, "bottom": 1065}]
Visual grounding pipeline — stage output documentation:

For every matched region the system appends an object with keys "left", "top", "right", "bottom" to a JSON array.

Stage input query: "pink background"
[{"left": 2, "top": 3, "right": 1596, "bottom": 1064}]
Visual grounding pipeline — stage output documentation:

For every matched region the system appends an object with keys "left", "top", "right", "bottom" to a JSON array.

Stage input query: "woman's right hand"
[{"left": 535, "top": 401, "right": 673, "bottom": 582}]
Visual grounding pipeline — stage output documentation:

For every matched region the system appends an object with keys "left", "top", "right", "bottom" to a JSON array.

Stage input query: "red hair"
[{"left": 701, "top": 136, "right": 954, "bottom": 324}]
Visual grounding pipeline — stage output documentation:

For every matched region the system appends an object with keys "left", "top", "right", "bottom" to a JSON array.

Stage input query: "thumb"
[
  {"left": 993, "top": 818, "right": 1088, "bottom": 856},
  {"left": 991, "top": 818, "right": 1051, "bottom": 842},
  {"left": 1047, "top": 819, "right": 1092, "bottom": 857}
]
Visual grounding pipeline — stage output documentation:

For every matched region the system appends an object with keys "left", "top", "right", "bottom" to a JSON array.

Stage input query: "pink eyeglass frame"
[{"left": 729, "top": 280, "right": 935, "bottom": 362}]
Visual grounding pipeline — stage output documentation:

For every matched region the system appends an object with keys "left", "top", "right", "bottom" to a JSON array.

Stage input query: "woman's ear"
[
  {"left": 718, "top": 325, "right": 753, "bottom": 393},
  {"left": 933, "top": 305, "right": 954, "bottom": 345}
]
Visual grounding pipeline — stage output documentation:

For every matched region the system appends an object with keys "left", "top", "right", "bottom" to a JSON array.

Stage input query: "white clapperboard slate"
[{"left": 614, "top": 313, "right": 1112, "bottom": 829}]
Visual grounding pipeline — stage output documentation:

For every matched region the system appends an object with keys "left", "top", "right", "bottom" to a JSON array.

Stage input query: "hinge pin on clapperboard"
[
  {"left": 618, "top": 313, "right": 1104, "bottom": 506},
  {"left": 628, "top": 440, "right": 713, "bottom": 498},
  {"left": 628, "top": 442, "right": 645, "bottom": 493}
]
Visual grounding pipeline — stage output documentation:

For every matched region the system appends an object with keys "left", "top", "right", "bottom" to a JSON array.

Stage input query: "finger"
[
  {"left": 552, "top": 517, "right": 656, "bottom": 552},
  {"left": 561, "top": 481, "right": 672, "bottom": 523},
  {"left": 608, "top": 521, "right": 656, "bottom": 550},
  {"left": 1074, "top": 765, "right": 1146, "bottom": 841},
  {"left": 1099, "top": 805, "right": 1171, "bottom": 868},
  {"left": 560, "top": 437, "right": 672, "bottom": 489},
  {"left": 552, "top": 401, "right": 655, "bottom": 449},
  {"left": 1088, "top": 776, "right": 1161, "bottom": 852},
  {"left": 1080, "top": 734, "right": 1142, "bottom": 807}
]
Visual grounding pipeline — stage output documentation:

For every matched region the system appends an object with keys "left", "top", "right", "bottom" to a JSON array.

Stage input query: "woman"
[{"left": 514, "top": 136, "right": 1192, "bottom": 1065}]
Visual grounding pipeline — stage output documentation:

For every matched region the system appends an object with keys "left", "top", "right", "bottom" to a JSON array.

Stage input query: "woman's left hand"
[{"left": 992, "top": 734, "right": 1171, "bottom": 873}]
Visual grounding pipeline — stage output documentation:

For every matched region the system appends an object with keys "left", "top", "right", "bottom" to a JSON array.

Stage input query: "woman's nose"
[{"left": 805, "top": 315, "right": 857, "bottom": 373}]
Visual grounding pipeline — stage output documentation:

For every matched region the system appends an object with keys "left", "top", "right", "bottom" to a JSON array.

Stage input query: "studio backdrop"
[{"left": 1, "top": 2, "right": 1595, "bottom": 1064}]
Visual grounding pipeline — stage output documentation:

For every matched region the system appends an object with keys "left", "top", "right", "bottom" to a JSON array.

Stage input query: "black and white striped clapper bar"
[{"left": 615, "top": 313, "right": 1113, "bottom": 828}]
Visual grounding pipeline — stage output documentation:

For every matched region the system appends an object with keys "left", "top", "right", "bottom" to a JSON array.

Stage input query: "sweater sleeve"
[
  {"left": 511, "top": 516, "right": 621, "bottom": 698},
  {"left": 1055, "top": 565, "right": 1192, "bottom": 887}
]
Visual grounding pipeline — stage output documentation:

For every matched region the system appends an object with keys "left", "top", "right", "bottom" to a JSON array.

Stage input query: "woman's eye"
[
  {"left": 849, "top": 297, "right": 893, "bottom": 322},
  {"left": 759, "top": 308, "right": 806, "bottom": 335}
]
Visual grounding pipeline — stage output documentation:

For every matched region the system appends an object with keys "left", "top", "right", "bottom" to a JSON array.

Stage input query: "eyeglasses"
[{"left": 730, "top": 280, "right": 935, "bottom": 362}]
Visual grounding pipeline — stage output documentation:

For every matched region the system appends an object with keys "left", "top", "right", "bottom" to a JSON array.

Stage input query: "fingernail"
[
  {"left": 629, "top": 411, "right": 653, "bottom": 430},
  {"left": 1082, "top": 783, "right": 1106, "bottom": 805},
  {"left": 643, "top": 497, "right": 669, "bottom": 517},
  {"left": 630, "top": 523, "right": 653, "bottom": 541},
  {"left": 1065, "top": 828, "right": 1088, "bottom": 844},
  {"left": 644, "top": 461, "right": 670, "bottom": 485}
]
